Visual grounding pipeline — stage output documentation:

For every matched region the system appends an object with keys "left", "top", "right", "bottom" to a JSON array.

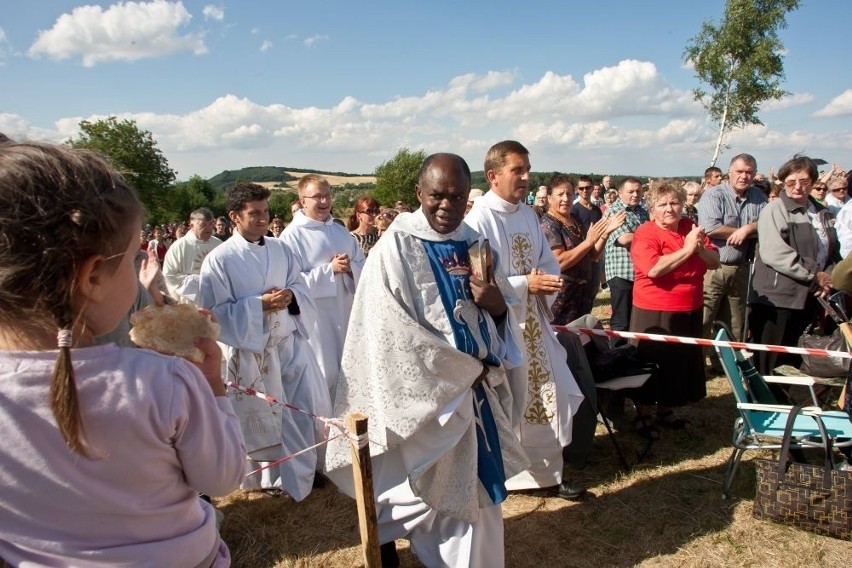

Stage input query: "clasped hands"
[
  {"left": 262, "top": 287, "right": 293, "bottom": 312},
  {"left": 331, "top": 253, "right": 352, "bottom": 275},
  {"left": 685, "top": 225, "right": 707, "bottom": 254}
]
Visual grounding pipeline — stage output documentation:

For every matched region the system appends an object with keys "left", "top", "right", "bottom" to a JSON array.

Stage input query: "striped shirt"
[
  {"left": 696, "top": 183, "right": 767, "bottom": 265},
  {"left": 604, "top": 199, "right": 650, "bottom": 282}
]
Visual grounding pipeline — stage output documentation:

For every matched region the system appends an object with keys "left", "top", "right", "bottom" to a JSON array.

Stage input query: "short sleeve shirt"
[
  {"left": 604, "top": 199, "right": 650, "bottom": 282},
  {"left": 696, "top": 183, "right": 766, "bottom": 264}
]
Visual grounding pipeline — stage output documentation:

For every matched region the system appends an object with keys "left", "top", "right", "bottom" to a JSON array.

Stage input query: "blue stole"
[{"left": 421, "top": 239, "right": 508, "bottom": 505}]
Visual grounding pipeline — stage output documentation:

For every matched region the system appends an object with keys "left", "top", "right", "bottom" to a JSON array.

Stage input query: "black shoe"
[
  {"left": 555, "top": 480, "right": 588, "bottom": 501},
  {"left": 525, "top": 481, "right": 588, "bottom": 501},
  {"left": 380, "top": 541, "right": 400, "bottom": 568}
]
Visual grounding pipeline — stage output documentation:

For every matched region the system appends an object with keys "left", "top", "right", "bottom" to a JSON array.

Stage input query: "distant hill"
[{"left": 207, "top": 166, "right": 374, "bottom": 193}]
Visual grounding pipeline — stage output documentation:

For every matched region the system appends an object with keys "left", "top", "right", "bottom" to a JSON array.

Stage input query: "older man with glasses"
[
  {"left": 697, "top": 153, "right": 767, "bottom": 355},
  {"left": 162, "top": 207, "right": 222, "bottom": 305}
]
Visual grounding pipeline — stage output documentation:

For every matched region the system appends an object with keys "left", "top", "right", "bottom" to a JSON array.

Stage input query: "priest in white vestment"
[
  {"left": 199, "top": 184, "right": 331, "bottom": 502},
  {"left": 464, "top": 140, "right": 585, "bottom": 497},
  {"left": 163, "top": 208, "right": 222, "bottom": 305},
  {"left": 280, "top": 174, "right": 366, "bottom": 401},
  {"left": 325, "top": 154, "right": 529, "bottom": 568}
]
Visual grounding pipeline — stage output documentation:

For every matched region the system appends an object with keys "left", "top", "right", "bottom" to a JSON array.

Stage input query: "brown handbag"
[{"left": 752, "top": 404, "right": 852, "bottom": 540}]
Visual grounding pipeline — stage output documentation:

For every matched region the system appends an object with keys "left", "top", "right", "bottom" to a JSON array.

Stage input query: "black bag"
[
  {"left": 799, "top": 296, "right": 850, "bottom": 378},
  {"left": 753, "top": 404, "right": 852, "bottom": 540},
  {"left": 587, "top": 344, "right": 658, "bottom": 384}
]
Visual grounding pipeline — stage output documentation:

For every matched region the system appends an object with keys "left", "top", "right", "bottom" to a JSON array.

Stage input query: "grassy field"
[{"left": 215, "top": 290, "right": 851, "bottom": 567}]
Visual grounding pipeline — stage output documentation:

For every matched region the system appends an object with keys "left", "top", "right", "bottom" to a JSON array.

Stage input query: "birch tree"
[{"left": 683, "top": 0, "right": 800, "bottom": 167}]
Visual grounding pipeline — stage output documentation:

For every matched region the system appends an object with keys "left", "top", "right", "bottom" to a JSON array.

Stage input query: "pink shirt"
[
  {"left": 0, "top": 344, "right": 245, "bottom": 567},
  {"left": 631, "top": 218, "right": 717, "bottom": 312}
]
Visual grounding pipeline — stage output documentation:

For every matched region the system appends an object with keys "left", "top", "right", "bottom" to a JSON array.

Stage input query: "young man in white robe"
[
  {"left": 464, "top": 140, "right": 586, "bottom": 500},
  {"left": 163, "top": 208, "right": 222, "bottom": 305},
  {"left": 199, "top": 184, "right": 331, "bottom": 501},
  {"left": 280, "top": 174, "right": 366, "bottom": 401},
  {"left": 325, "top": 154, "right": 529, "bottom": 568}
]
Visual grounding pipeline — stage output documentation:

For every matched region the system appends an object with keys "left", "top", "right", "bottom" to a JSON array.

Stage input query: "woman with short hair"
[{"left": 629, "top": 180, "right": 719, "bottom": 437}]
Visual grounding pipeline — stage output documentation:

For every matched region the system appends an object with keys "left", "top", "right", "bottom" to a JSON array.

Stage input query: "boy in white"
[
  {"left": 199, "top": 183, "right": 331, "bottom": 501},
  {"left": 280, "top": 174, "right": 366, "bottom": 400}
]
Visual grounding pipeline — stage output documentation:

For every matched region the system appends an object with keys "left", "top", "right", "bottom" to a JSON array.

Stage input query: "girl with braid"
[{"left": 0, "top": 141, "right": 245, "bottom": 567}]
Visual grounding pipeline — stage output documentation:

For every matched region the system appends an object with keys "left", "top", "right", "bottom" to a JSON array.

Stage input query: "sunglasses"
[{"left": 360, "top": 208, "right": 380, "bottom": 215}]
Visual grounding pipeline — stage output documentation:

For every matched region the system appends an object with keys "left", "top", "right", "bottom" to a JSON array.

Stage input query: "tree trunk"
[{"left": 710, "top": 72, "right": 735, "bottom": 168}]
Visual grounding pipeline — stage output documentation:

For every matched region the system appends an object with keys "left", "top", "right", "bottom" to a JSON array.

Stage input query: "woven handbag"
[{"left": 753, "top": 404, "right": 852, "bottom": 540}]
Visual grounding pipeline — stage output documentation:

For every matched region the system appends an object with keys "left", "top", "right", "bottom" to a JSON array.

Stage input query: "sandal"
[
  {"left": 634, "top": 415, "right": 660, "bottom": 440},
  {"left": 656, "top": 410, "right": 689, "bottom": 430}
]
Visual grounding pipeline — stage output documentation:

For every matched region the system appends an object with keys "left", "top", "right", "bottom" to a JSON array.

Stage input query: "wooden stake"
[
  {"left": 837, "top": 323, "right": 851, "bottom": 409},
  {"left": 348, "top": 412, "right": 380, "bottom": 567}
]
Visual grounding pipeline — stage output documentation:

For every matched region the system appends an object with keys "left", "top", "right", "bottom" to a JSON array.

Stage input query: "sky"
[{"left": 2, "top": 0, "right": 851, "bottom": 181}]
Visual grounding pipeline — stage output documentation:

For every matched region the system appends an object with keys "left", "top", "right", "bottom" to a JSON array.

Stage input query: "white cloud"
[
  {"left": 250, "top": 27, "right": 261, "bottom": 35},
  {"left": 260, "top": 40, "right": 272, "bottom": 52},
  {"left": 27, "top": 0, "right": 207, "bottom": 66},
  {"left": 202, "top": 5, "right": 224, "bottom": 21},
  {"left": 303, "top": 34, "right": 328, "bottom": 48},
  {"left": 762, "top": 92, "right": 815, "bottom": 112},
  {"left": 813, "top": 89, "right": 852, "bottom": 118},
  {"left": 12, "top": 62, "right": 852, "bottom": 179}
]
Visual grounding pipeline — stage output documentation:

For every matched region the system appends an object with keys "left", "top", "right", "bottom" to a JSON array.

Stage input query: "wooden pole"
[
  {"left": 348, "top": 412, "right": 381, "bottom": 567},
  {"left": 837, "top": 323, "right": 851, "bottom": 409}
]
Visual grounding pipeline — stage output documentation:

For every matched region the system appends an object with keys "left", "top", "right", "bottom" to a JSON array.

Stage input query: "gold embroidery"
[
  {"left": 511, "top": 233, "right": 533, "bottom": 274},
  {"left": 508, "top": 231, "right": 556, "bottom": 425},
  {"left": 523, "top": 294, "right": 556, "bottom": 425}
]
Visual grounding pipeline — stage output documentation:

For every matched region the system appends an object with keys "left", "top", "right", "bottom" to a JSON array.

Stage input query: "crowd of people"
[{"left": 0, "top": 132, "right": 850, "bottom": 567}]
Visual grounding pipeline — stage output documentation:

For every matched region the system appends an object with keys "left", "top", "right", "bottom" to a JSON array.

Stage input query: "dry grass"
[{"left": 216, "top": 289, "right": 851, "bottom": 567}]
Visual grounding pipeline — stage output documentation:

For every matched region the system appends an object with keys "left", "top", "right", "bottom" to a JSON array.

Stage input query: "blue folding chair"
[{"left": 714, "top": 328, "right": 852, "bottom": 498}]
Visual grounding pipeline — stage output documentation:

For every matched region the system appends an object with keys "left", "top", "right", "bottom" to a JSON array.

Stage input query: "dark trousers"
[
  {"left": 556, "top": 330, "right": 598, "bottom": 471},
  {"left": 607, "top": 277, "right": 634, "bottom": 346},
  {"left": 748, "top": 302, "right": 813, "bottom": 401}
]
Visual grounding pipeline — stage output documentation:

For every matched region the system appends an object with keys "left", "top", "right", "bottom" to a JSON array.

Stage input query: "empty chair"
[{"left": 713, "top": 327, "right": 852, "bottom": 498}]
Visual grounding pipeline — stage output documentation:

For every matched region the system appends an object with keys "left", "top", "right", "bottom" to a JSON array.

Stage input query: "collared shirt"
[
  {"left": 604, "top": 198, "right": 650, "bottom": 282},
  {"left": 697, "top": 182, "right": 767, "bottom": 265}
]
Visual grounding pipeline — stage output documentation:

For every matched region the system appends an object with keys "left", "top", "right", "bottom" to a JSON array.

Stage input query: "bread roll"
[{"left": 129, "top": 304, "right": 220, "bottom": 363}]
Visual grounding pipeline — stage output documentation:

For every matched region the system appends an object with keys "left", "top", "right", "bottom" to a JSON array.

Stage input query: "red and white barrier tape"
[
  {"left": 225, "top": 380, "right": 351, "bottom": 441},
  {"left": 552, "top": 325, "right": 852, "bottom": 360}
]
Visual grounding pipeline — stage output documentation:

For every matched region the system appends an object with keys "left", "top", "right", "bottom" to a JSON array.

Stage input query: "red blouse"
[{"left": 631, "top": 218, "right": 717, "bottom": 312}]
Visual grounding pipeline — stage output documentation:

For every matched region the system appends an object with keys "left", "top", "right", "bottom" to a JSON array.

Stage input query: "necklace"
[{"left": 547, "top": 210, "right": 582, "bottom": 242}]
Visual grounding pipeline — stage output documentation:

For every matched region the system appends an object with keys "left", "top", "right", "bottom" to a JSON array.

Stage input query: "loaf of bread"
[{"left": 130, "top": 304, "right": 220, "bottom": 363}]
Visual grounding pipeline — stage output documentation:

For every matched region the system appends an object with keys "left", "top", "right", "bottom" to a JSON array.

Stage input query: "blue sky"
[{"left": 2, "top": 0, "right": 850, "bottom": 180}]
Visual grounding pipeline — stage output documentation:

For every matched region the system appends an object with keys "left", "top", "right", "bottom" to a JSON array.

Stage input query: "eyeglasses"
[
  {"left": 359, "top": 208, "right": 380, "bottom": 215},
  {"left": 303, "top": 194, "right": 332, "bottom": 202},
  {"left": 577, "top": 186, "right": 593, "bottom": 191},
  {"left": 783, "top": 179, "right": 812, "bottom": 189}
]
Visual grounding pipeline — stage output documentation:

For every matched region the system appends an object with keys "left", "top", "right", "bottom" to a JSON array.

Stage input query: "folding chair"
[{"left": 713, "top": 328, "right": 852, "bottom": 498}]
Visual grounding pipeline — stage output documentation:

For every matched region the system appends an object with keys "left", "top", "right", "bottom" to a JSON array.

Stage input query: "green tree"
[
  {"left": 68, "top": 116, "right": 176, "bottom": 220},
  {"left": 373, "top": 148, "right": 425, "bottom": 208},
  {"left": 683, "top": 0, "right": 800, "bottom": 167},
  {"left": 168, "top": 175, "right": 215, "bottom": 222}
]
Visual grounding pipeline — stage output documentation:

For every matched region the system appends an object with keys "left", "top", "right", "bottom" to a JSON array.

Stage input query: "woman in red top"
[{"left": 629, "top": 180, "right": 720, "bottom": 437}]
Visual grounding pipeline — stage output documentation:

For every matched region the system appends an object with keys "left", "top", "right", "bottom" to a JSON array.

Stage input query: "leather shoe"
[{"left": 555, "top": 480, "right": 588, "bottom": 501}]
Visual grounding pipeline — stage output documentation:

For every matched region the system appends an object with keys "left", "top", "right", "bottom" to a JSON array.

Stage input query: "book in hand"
[{"left": 468, "top": 239, "right": 493, "bottom": 282}]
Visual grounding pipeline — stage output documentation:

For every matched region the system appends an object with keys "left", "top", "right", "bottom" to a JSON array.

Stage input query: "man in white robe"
[
  {"left": 325, "top": 154, "right": 529, "bottom": 568},
  {"left": 464, "top": 140, "right": 586, "bottom": 499},
  {"left": 280, "top": 174, "right": 366, "bottom": 400},
  {"left": 163, "top": 207, "right": 222, "bottom": 305},
  {"left": 199, "top": 184, "right": 331, "bottom": 501}
]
